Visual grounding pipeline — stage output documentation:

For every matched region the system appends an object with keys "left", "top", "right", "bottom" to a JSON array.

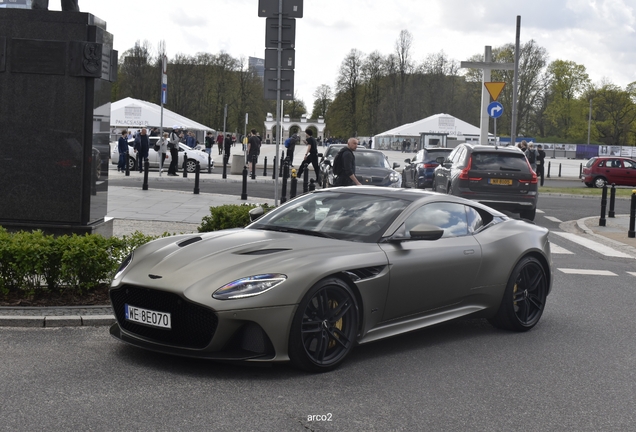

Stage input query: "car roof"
[{"left": 464, "top": 144, "right": 525, "bottom": 154}]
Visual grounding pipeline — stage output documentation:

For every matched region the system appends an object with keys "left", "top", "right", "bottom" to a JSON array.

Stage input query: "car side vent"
[
  {"left": 177, "top": 237, "right": 202, "bottom": 247},
  {"left": 344, "top": 265, "right": 385, "bottom": 281},
  {"left": 240, "top": 248, "right": 291, "bottom": 255}
]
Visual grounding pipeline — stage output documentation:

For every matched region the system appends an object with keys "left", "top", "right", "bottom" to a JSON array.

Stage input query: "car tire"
[
  {"left": 414, "top": 176, "right": 422, "bottom": 189},
  {"left": 127, "top": 156, "right": 136, "bottom": 171},
  {"left": 288, "top": 278, "right": 359, "bottom": 372},
  {"left": 519, "top": 208, "right": 536, "bottom": 221},
  {"left": 488, "top": 256, "right": 548, "bottom": 332},
  {"left": 185, "top": 159, "right": 198, "bottom": 173},
  {"left": 401, "top": 172, "right": 408, "bottom": 188},
  {"left": 584, "top": 182, "right": 593, "bottom": 188},
  {"left": 593, "top": 176, "right": 607, "bottom": 188}
]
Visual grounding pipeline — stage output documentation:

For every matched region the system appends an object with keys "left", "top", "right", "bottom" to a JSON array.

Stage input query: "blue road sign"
[{"left": 488, "top": 101, "right": 503, "bottom": 118}]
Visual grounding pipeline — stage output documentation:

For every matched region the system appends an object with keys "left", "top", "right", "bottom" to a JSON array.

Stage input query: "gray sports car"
[{"left": 109, "top": 187, "right": 553, "bottom": 372}]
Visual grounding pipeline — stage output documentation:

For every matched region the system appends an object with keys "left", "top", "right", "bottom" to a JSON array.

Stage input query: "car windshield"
[
  {"left": 356, "top": 152, "right": 389, "bottom": 168},
  {"left": 471, "top": 152, "right": 529, "bottom": 171},
  {"left": 249, "top": 191, "right": 410, "bottom": 242}
]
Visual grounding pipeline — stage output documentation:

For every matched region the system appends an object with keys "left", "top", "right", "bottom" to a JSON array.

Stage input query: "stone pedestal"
[{"left": 0, "top": 8, "right": 117, "bottom": 236}]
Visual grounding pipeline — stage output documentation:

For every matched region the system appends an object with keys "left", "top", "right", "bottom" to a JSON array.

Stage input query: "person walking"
[
  {"left": 204, "top": 132, "right": 213, "bottom": 156},
  {"left": 216, "top": 133, "right": 224, "bottom": 155},
  {"left": 247, "top": 129, "right": 261, "bottom": 174},
  {"left": 297, "top": 129, "right": 321, "bottom": 184},
  {"left": 525, "top": 142, "right": 538, "bottom": 172},
  {"left": 134, "top": 128, "right": 150, "bottom": 173},
  {"left": 536, "top": 144, "right": 546, "bottom": 186},
  {"left": 224, "top": 133, "right": 232, "bottom": 166},
  {"left": 286, "top": 133, "right": 298, "bottom": 167},
  {"left": 117, "top": 130, "right": 128, "bottom": 172},
  {"left": 157, "top": 132, "right": 169, "bottom": 175},
  {"left": 167, "top": 128, "right": 180, "bottom": 176},
  {"left": 334, "top": 137, "right": 362, "bottom": 186}
]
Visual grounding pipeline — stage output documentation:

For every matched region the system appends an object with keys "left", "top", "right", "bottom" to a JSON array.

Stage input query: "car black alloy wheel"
[
  {"left": 489, "top": 256, "right": 548, "bottom": 332},
  {"left": 289, "top": 278, "right": 359, "bottom": 372}
]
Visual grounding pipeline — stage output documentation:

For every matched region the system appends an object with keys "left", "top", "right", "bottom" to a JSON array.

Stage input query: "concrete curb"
[{"left": 0, "top": 314, "right": 115, "bottom": 328}]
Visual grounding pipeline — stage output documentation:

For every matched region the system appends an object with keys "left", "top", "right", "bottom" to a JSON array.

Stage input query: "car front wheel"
[
  {"left": 288, "top": 278, "right": 359, "bottom": 372},
  {"left": 185, "top": 159, "right": 198, "bottom": 173},
  {"left": 488, "top": 256, "right": 548, "bottom": 332}
]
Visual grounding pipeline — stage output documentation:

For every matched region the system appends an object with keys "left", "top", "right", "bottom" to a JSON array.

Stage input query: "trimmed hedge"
[
  {"left": 198, "top": 203, "right": 272, "bottom": 233},
  {"left": 0, "top": 227, "right": 162, "bottom": 296}
]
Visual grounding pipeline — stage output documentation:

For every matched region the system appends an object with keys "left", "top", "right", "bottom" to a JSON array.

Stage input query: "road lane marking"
[
  {"left": 544, "top": 216, "right": 562, "bottom": 223},
  {"left": 551, "top": 232, "right": 634, "bottom": 259},
  {"left": 558, "top": 268, "right": 617, "bottom": 276},
  {"left": 550, "top": 243, "right": 573, "bottom": 254},
  {"left": 536, "top": 209, "right": 545, "bottom": 214},
  {"left": 628, "top": 272, "right": 636, "bottom": 277}
]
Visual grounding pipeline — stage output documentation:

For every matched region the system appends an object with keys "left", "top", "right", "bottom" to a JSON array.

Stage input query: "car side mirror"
[
  {"left": 393, "top": 163, "right": 400, "bottom": 169},
  {"left": 249, "top": 206, "right": 264, "bottom": 222},
  {"left": 324, "top": 160, "right": 332, "bottom": 167},
  {"left": 435, "top": 156, "right": 446, "bottom": 164},
  {"left": 404, "top": 158, "right": 411, "bottom": 164},
  {"left": 409, "top": 224, "right": 444, "bottom": 241}
]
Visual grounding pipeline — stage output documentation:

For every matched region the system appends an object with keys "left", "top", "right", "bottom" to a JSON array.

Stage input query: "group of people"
[
  {"left": 116, "top": 127, "right": 184, "bottom": 176},
  {"left": 518, "top": 140, "right": 546, "bottom": 186}
]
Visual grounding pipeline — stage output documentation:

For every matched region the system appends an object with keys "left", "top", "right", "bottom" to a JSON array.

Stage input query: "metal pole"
[
  {"left": 510, "top": 16, "right": 521, "bottom": 146},
  {"left": 479, "top": 46, "right": 492, "bottom": 145},
  {"left": 273, "top": 0, "right": 283, "bottom": 206},
  {"left": 609, "top": 183, "right": 616, "bottom": 218},
  {"left": 599, "top": 183, "right": 607, "bottom": 227},
  {"left": 244, "top": 112, "right": 248, "bottom": 164},
  {"left": 222, "top": 104, "right": 227, "bottom": 179}
]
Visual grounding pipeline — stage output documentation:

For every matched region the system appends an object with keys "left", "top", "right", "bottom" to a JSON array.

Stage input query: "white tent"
[
  {"left": 109, "top": 97, "right": 215, "bottom": 132},
  {"left": 373, "top": 113, "right": 489, "bottom": 150}
]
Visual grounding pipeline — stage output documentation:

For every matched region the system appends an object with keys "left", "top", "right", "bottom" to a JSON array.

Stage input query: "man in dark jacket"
[
  {"left": 117, "top": 130, "right": 129, "bottom": 172},
  {"left": 298, "top": 129, "right": 321, "bottom": 184},
  {"left": 247, "top": 129, "right": 261, "bottom": 174},
  {"left": 286, "top": 133, "right": 298, "bottom": 167},
  {"left": 334, "top": 138, "right": 362, "bottom": 186},
  {"left": 223, "top": 134, "right": 232, "bottom": 166},
  {"left": 536, "top": 144, "right": 547, "bottom": 186},
  {"left": 134, "top": 128, "right": 150, "bottom": 172}
]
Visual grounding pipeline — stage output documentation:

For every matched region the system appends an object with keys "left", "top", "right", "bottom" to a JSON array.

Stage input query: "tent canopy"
[
  {"left": 374, "top": 113, "right": 482, "bottom": 139},
  {"left": 110, "top": 97, "right": 214, "bottom": 132}
]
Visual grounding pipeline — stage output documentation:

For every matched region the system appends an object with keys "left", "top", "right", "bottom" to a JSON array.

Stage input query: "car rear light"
[
  {"left": 458, "top": 157, "right": 482, "bottom": 181},
  {"left": 421, "top": 163, "right": 436, "bottom": 168}
]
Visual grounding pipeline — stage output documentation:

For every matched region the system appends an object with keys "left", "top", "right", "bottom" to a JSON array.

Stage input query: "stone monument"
[{"left": 0, "top": 7, "right": 117, "bottom": 236}]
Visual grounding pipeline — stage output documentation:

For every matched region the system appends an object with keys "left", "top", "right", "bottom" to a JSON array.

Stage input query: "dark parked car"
[
  {"left": 320, "top": 147, "right": 401, "bottom": 188},
  {"left": 433, "top": 144, "right": 539, "bottom": 221},
  {"left": 109, "top": 187, "right": 553, "bottom": 372},
  {"left": 402, "top": 147, "right": 453, "bottom": 189},
  {"left": 580, "top": 157, "right": 636, "bottom": 188}
]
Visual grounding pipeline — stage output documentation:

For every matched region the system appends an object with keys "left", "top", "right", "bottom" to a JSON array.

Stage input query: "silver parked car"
[
  {"left": 111, "top": 137, "right": 213, "bottom": 173},
  {"left": 109, "top": 187, "right": 553, "bottom": 372}
]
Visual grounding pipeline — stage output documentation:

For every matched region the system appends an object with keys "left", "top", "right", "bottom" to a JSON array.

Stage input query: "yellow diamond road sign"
[{"left": 484, "top": 82, "right": 506, "bottom": 101}]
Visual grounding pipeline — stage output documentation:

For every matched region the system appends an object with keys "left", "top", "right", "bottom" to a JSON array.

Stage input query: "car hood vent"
[
  {"left": 239, "top": 248, "right": 291, "bottom": 255},
  {"left": 345, "top": 265, "right": 386, "bottom": 281},
  {"left": 177, "top": 237, "right": 203, "bottom": 247}
]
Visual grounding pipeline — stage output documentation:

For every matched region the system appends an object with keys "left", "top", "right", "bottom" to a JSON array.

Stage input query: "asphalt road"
[{"left": 2, "top": 194, "right": 636, "bottom": 430}]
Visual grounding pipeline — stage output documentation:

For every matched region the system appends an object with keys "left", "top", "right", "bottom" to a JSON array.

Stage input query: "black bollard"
[
  {"left": 279, "top": 152, "right": 284, "bottom": 178},
  {"left": 251, "top": 154, "right": 256, "bottom": 180},
  {"left": 263, "top": 156, "right": 268, "bottom": 177},
  {"left": 599, "top": 183, "right": 607, "bottom": 227},
  {"left": 609, "top": 183, "right": 616, "bottom": 218},
  {"left": 281, "top": 160, "right": 289, "bottom": 203},
  {"left": 303, "top": 164, "right": 309, "bottom": 193},
  {"left": 547, "top": 161, "right": 551, "bottom": 178},
  {"left": 183, "top": 153, "right": 188, "bottom": 178},
  {"left": 272, "top": 156, "right": 277, "bottom": 180},
  {"left": 290, "top": 169, "right": 298, "bottom": 199},
  {"left": 558, "top": 163, "right": 562, "bottom": 178},
  {"left": 142, "top": 158, "right": 149, "bottom": 190},
  {"left": 628, "top": 192, "right": 635, "bottom": 238},
  {"left": 309, "top": 178, "right": 316, "bottom": 191},
  {"left": 125, "top": 154, "right": 130, "bottom": 176},
  {"left": 241, "top": 165, "right": 248, "bottom": 200},
  {"left": 208, "top": 153, "right": 212, "bottom": 174},
  {"left": 579, "top": 163, "right": 583, "bottom": 178},
  {"left": 222, "top": 153, "right": 228, "bottom": 179},
  {"left": 194, "top": 161, "right": 200, "bottom": 194}
]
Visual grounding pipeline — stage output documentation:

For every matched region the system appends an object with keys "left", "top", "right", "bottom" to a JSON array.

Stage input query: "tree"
[
  {"left": 116, "top": 40, "right": 157, "bottom": 102},
  {"left": 283, "top": 93, "right": 307, "bottom": 119},
  {"left": 592, "top": 83, "right": 636, "bottom": 145},
  {"left": 311, "top": 84, "right": 333, "bottom": 119},
  {"left": 335, "top": 49, "right": 364, "bottom": 136}
]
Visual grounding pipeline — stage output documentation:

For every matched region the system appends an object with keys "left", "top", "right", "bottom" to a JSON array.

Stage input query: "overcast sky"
[{"left": 75, "top": 0, "right": 635, "bottom": 110}]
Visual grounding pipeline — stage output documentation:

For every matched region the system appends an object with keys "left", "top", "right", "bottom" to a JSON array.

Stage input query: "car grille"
[
  {"left": 358, "top": 175, "right": 386, "bottom": 185},
  {"left": 110, "top": 285, "right": 218, "bottom": 349}
]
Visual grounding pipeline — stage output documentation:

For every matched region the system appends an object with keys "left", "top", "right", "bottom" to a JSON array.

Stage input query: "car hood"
[
  {"left": 113, "top": 228, "right": 387, "bottom": 310},
  {"left": 356, "top": 166, "right": 398, "bottom": 186}
]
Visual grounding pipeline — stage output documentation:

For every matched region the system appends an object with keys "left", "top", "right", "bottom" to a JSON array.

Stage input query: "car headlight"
[
  {"left": 212, "top": 274, "right": 287, "bottom": 300},
  {"left": 390, "top": 172, "right": 399, "bottom": 183},
  {"left": 114, "top": 253, "right": 133, "bottom": 280}
]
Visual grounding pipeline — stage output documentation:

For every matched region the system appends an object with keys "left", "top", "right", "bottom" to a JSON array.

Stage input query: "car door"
[
  {"left": 404, "top": 151, "right": 422, "bottom": 187},
  {"left": 434, "top": 146, "right": 460, "bottom": 192},
  {"left": 620, "top": 159, "right": 636, "bottom": 185},
  {"left": 379, "top": 202, "right": 482, "bottom": 321}
]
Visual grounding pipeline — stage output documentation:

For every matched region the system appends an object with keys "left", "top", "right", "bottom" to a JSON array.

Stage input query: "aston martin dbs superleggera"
[{"left": 109, "top": 187, "right": 553, "bottom": 372}]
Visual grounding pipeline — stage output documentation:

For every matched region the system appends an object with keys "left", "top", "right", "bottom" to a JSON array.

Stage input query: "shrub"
[{"left": 198, "top": 204, "right": 272, "bottom": 233}]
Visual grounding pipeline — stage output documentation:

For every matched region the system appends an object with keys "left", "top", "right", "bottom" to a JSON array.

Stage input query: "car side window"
[
  {"left": 403, "top": 202, "right": 469, "bottom": 238},
  {"left": 624, "top": 160, "right": 636, "bottom": 169},
  {"left": 465, "top": 206, "right": 484, "bottom": 233},
  {"left": 454, "top": 147, "right": 467, "bottom": 166},
  {"left": 447, "top": 147, "right": 459, "bottom": 163}
]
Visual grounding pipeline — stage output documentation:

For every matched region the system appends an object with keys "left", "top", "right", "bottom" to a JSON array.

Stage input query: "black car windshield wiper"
[
  {"left": 499, "top": 166, "right": 521, "bottom": 171},
  {"left": 258, "top": 226, "right": 336, "bottom": 239}
]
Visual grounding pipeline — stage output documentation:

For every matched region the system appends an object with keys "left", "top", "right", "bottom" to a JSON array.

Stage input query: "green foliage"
[
  {"left": 198, "top": 204, "right": 272, "bottom": 233},
  {"left": 0, "top": 230, "right": 161, "bottom": 298}
]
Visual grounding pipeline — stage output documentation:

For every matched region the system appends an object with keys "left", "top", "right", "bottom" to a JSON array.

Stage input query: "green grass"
[{"left": 541, "top": 186, "right": 636, "bottom": 197}]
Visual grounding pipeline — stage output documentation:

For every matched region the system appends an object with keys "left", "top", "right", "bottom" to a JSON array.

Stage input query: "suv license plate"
[
  {"left": 125, "top": 304, "right": 171, "bottom": 329},
  {"left": 489, "top": 178, "right": 513, "bottom": 185}
]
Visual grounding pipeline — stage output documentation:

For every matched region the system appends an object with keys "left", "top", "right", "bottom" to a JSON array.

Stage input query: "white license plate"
[{"left": 125, "top": 304, "right": 171, "bottom": 329}]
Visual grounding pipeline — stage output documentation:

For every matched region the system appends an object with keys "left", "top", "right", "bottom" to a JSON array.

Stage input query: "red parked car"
[{"left": 581, "top": 157, "right": 636, "bottom": 188}]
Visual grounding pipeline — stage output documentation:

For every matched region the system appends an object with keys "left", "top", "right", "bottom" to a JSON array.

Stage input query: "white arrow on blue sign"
[{"left": 488, "top": 101, "right": 503, "bottom": 118}]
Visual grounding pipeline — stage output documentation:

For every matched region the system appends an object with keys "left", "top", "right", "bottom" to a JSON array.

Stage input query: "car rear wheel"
[
  {"left": 288, "top": 278, "right": 359, "bottom": 372},
  {"left": 519, "top": 208, "right": 536, "bottom": 221},
  {"left": 593, "top": 176, "right": 607, "bottom": 188},
  {"left": 488, "top": 256, "right": 548, "bottom": 332}
]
